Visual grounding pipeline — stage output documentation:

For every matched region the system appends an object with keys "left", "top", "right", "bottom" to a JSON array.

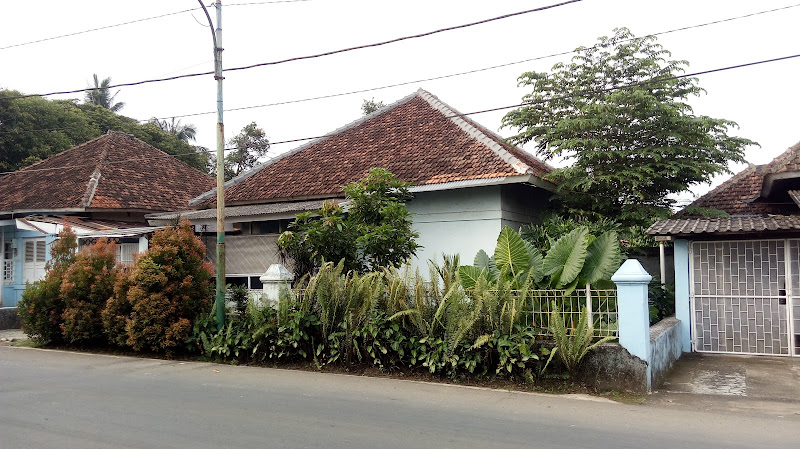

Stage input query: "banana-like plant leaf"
[
  {"left": 473, "top": 249, "right": 499, "bottom": 281},
  {"left": 542, "top": 227, "right": 589, "bottom": 288},
  {"left": 579, "top": 230, "right": 622, "bottom": 284},
  {"left": 458, "top": 265, "right": 484, "bottom": 289},
  {"left": 523, "top": 240, "right": 544, "bottom": 283},
  {"left": 494, "top": 226, "right": 530, "bottom": 280}
]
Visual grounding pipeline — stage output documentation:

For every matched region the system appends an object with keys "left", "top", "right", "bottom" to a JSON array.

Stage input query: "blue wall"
[{"left": 1, "top": 226, "right": 53, "bottom": 307}]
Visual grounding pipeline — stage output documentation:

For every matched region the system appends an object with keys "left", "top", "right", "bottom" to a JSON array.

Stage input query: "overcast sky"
[{"left": 3, "top": 0, "right": 799, "bottom": 203}]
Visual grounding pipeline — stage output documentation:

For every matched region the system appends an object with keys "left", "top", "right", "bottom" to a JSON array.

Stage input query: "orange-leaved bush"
[
  {"left": 18, "top": 227, "right": 77, "bottom": 345},
  {"left": 110, "top": 221, "right": 213, "bottom": 353},
  {"left": 60, "top": 238, "right": 120, "bottom": 345}
]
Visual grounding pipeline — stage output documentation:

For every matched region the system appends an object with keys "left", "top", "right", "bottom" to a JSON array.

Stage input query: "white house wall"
[{"left": 407, "top": 186, "right": 505, "bottom": 272}]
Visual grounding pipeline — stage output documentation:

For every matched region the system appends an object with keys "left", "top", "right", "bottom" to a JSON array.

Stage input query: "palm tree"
[
  {"left": 84, "top": 74, "right": 125, "bottom": 112},
  {"left": 151, "top": 117, "right": 197, "bottom": 143}
]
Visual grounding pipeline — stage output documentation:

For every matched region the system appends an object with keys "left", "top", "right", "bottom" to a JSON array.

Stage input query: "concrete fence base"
[{"left": 0, "top": 307, "right": 21, "bottom": 330}]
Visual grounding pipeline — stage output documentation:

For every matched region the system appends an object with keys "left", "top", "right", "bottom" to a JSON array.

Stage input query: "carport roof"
[{"left": 647, "top": 214, "right": 800, "bottom": 238}]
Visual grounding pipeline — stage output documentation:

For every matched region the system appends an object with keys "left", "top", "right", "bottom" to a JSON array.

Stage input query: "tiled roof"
[
  {"left": 147, "top": 199, "right": 326, "bottom": 221},
  {"left": 680, "top": 140, "right": 800, "bottom": 216},
  {"left": 648, "top": 215, "right": 800, "bottom": 237},
  {"left": 192, "top": 89, "right": 552, "bottom": 207},
  {"left": 0, "top": 131, "right": 215, "bottom": 213}
]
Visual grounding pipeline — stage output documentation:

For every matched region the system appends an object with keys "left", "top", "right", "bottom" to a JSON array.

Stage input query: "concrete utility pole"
[{"left": 198, "top": 0, "right": 226, "bottom": 329}]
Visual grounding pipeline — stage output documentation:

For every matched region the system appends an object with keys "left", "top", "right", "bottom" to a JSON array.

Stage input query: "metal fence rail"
[{"left": 518, "top": 289, "right": 618, "bottom": 338}]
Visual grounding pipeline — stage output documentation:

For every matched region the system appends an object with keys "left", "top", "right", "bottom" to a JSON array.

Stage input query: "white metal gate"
[{"left": 690, "top": 239, "right": 799, "bottom": 356}]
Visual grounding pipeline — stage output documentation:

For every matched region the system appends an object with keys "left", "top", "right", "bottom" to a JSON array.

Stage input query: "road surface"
[{"left": 0, "top": 346, "right": 794, "bottom": 449}]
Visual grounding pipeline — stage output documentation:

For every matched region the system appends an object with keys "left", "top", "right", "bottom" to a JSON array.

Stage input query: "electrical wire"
[
  {"left": 0, "top": 0, "right": 314, "bottom": 51},
  {"left": 2, "top": 1, "right": 795, "bottom": 131},
  {"left": 3, "top": 51, "right": 798, "bottom": 176},
  {"left": 0, "top": 0, "right": 583, "bottom": 101}
]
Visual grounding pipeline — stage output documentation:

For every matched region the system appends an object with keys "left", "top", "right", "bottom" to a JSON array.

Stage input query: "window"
[
  {"left": 116, "top": 242, "right": 138, "bottom": 266},
  {"left": 2, "top": 241, "right": 12, "bottom": 282},
  {"left": 23, "top": 238, "right": 47, "bottom": 284}
]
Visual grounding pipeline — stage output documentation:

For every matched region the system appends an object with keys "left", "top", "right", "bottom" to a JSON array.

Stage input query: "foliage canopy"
[
  {"left": 502, "top": 28, "right": 755, "bottom": 227},
  {"left": 278, "top": 168, "right": 420, "bottom": 275}
]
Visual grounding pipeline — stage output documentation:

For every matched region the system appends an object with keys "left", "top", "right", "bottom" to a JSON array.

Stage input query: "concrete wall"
[
  {"left": 407, "top": 186, "right": 504, "bottom": 271},
  {"left": 0, "top": 307, "right": 21, "bottom": 330},
  {"left": 500, "top": 183, "right": 550, "bottom": 229},
  {"left": 649, "top": 317, "right": 683, "bottom": 389},
  {"left": 673, "top": 239, "right": 691, "bottom": 352},
  {"left": 580, "top": 343, "right": 649, "bottom": 394}
]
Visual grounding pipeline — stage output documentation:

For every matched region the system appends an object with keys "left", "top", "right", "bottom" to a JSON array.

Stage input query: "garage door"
[{"left": 690, "top": 240, "right": 799, "bottom": 356}]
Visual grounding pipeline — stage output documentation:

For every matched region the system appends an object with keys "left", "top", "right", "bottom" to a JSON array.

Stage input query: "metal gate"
[{"left": 690, "top": 239, "right": 799, "bottom": 356}]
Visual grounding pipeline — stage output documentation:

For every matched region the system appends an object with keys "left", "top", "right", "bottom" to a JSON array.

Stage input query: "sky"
[{"left": 2, "top": 0, "right": 799, "bottom": 204}]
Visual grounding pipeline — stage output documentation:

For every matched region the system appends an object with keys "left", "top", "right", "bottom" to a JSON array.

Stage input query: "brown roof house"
[
  {"left": 148, "top": 89, "right": 555, "bottom": 289},
  {"left": 647, "top": 140, "right": 800, "bottom": 358},
  {"left": 0, "top": 131, "right": 215, "bottom": 306}
]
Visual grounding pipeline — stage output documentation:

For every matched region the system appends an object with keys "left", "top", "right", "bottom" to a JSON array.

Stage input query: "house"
[
  {"left": 148, "top": 89, "right": 556, "bottom": 288},
  {"left": 648, "top": 140, "right": 800, "bottom": 357},
  {"left": 0, "top": 131, "right": 215, "bottom": 306}
]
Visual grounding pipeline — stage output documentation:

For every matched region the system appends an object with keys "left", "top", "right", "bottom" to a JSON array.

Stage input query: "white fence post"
[
  {"left": 611, "top": 259, "right": 652, "bottom": 389},
  {"left": 258, "top": 264, "right": 294, "bottom": 309}
]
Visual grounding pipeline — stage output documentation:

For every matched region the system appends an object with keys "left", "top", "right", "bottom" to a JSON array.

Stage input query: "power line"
[
  {"left": 159, "top": 1, "right": 800, "bottom": 120},
  {"left": 0, "top": 7, "right": 200, "bottom": 51},
  {"left": 4, "top": 1, "right": 796, "bottom": 135},
  {"left": 3, "top": 51, "right": 799, "bottom": 176},
  {"left": 0, "top": 0, "right": 313, "bottom": 51},
  {"left": 0, "top": 0, "right": 583, "bottom": 101}
]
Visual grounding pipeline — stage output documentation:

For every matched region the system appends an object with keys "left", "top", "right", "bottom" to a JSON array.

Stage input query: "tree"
[
  {"left": 501, "top": 28, "right": 755, "bottom": 227},
  {"left": 361, "top": 98, "right": 385, "bottom": 115},
  {"left": 84, "top": 74, "right": 125, "bottom": 112},
  {"left": 0, "top": 89, "right": 210, "bottom": 173},
  {"left": 278, "top": 168, "right": 420, "bottom": 275},
  {"left": 0, "top": 91, "right": 95, "bottom": 171},
  {"left": 150, "top": 117, "right": 197, "bottom": 143},
  {"left": 223, "top": 121, "right": 270, "bottom": 180}
]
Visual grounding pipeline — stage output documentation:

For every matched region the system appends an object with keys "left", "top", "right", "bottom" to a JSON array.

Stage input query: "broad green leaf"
[
  {"left": 493, "top": 226, "right": 530, "bottom": 280},
  {"left": 473, "top": 249, "right": 499, "bottom": 281},
  {"left": 458, "top": 265, "right": 484, "bottom": 289},
  {"left": 542, "top": 227, "right": 589, "bottom": 288},
  {"left": 523, "top": 240, "right": 544, "bottom": 283},
  {"left": 579, "top": 230, "right": 622, "bottom": 284}
]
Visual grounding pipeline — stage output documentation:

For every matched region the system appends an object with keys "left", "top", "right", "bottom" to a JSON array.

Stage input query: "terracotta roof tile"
[
  {"left": 680, "top": 140, "right": 800, "bottom": 217},
  {"left": 648, "top": 215, "right": 800, "bottom": 237},
  {"left": 193, "top": 89, "right": 551, "bottom": 207},
  {"left": 0, "top": 131, "right": 215, "bottom": 213}
]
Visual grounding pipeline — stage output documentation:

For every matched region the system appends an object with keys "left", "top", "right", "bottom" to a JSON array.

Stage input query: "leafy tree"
[
  {"left": 361, "top": 97, "right": 385, "bottom": 115},
  {"left": 150, "top": 117, "right": 197, "bottom": 143},
  {"left": 84, "top": 74, "right": 125, "bottom": 112},
  {"left": 223, "top": 121, "right": 270, "bottom": 180},
  {"left": 0, "top": 91, "right": 95, "bottom": 171},
  {"left": 278, "top": 168, "right": 420, "bottom": 275},
  {"left": 502, "top": 28, "right": 755, "bottom": 227}
]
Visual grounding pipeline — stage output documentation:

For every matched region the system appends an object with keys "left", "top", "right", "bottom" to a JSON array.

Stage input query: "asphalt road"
[{"left": 0, "top": 346, "right": 794, "bottom": 449}]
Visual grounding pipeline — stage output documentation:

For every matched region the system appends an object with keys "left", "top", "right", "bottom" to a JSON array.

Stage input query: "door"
[
  {"left": 23, "top": 238, "right": 47, "bottom": 284},
  {"left": 690, "top": 240, "right": 795, "bottom": 356}
]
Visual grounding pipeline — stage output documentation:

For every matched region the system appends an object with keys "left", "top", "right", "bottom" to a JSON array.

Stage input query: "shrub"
[
  {"left": 60, "top": 238, "right": 119, "bottom": 344},
  {"left": 113, "top": 221, "right": 214, "bottom": 353},
  {"left": 18, "top": 227, "right": 77, "bottom": 345}
]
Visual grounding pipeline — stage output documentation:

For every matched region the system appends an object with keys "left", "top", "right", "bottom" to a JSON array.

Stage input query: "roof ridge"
[
  {"left": 681, "top": 163, "right": 758, "bottom": 212},
  {"left": 763, "top": 139, "right": 800, "bottom": 173},
  {"left": 80, "top": 134, "right": 112, "bottom": 207},
  {"left": 416, "top": 89, "right": 530, "bottom": 175},
  {"left": 189, "top": 91, "right": 423, "bottom": 206}
]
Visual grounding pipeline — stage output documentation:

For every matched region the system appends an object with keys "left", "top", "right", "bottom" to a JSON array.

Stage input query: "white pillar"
[
  {"left": 258, "top": 264, "right": 294, "bottom": 309},
  {"left": 612, "top": 259, "right": 652, "bottom": 390}
]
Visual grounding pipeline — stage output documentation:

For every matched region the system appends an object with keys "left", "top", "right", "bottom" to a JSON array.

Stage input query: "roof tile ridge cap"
[
  {"left": 189, "top": 91, "right": 423, "bottom": 206},
  {"left": 15, "top": 132, "right": 111, "bottom": 173},
  {"left": 763, "top": 140, "right": 800, "bottom": 173},
  {"left": 121, "top": 132, "right": 214, "bottom": 180},
  {"left": 81, "top": 135, "right": 112, "bottom": 208},
  {"left": 680, "top": 163, "right": 758, "bottom": 211},
  {"left": 416, "top": 89, "right": 531, "bottom": 176}
]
